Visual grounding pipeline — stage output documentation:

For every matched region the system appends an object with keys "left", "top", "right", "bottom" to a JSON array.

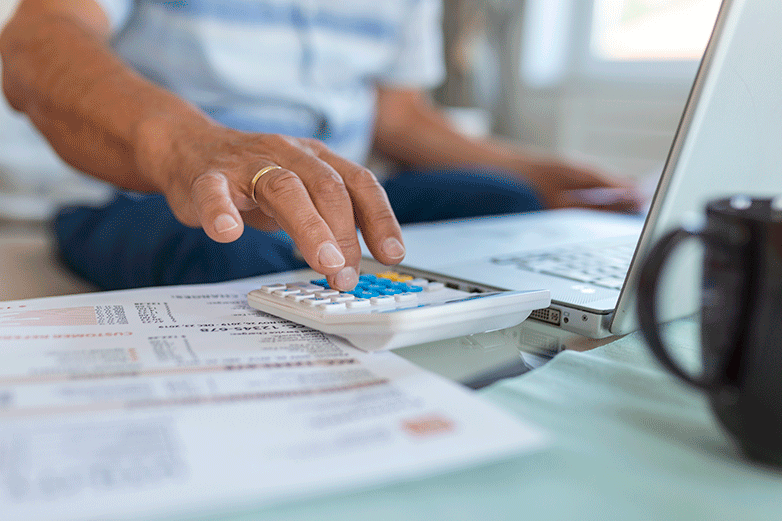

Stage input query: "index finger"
[
  {"left": 314, "top": 148, "right": 406, "bottom": 266},
  {"left": 252, "top": 165, "right": 359, "bottom": 290}
]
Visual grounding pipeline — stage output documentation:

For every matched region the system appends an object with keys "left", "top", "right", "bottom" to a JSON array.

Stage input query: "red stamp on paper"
[{"left": 401, "top": 414, "right": 455, "bottom": 437}]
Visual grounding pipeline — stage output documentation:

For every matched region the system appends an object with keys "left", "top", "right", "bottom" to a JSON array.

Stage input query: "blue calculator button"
[
  {"left": 405, "top": 285, "right": 424, "bottom": 293},
  {"left": 311, "top": 279, "right": 329, "bottom": 288},
  {"left": 366, "top": 284, "right": 385, "bottom": 292},
  {"left": 359, "top": 274, "right": 377, "bottom": 282}
]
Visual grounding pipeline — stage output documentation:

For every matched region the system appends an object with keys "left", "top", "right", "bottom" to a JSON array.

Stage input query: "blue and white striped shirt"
[{"left": 96, "top": 0, "right": 445, "bottom": 164}]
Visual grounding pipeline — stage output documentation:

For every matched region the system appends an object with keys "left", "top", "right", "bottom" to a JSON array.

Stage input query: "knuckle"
[
  {"left": 300, "top": 137, "right": 324, "bottom": 152},
  {"left": 337, "top": 238, "right": 362, "bottom": 261},
  {"left": 261, "top": 170, "right": 302, "bottom": 199},
  {"left": 268, "top": 135, "right": 320, "bottom": 158},
  {"left": 259, "top": 133, "right": 289, "bottom": 149},
  {"left": 344, "top": 167, "right": 380, "bottom": 189},
  {"left": 298, "top": 214, "right": 326, "bottom": 243},
  {"left": 190, "top": 171, "right": 222, "bottom": 193},
  {"left": 367, "top": 207, "right": 398, "bottom": 227},
  {"left": 190, "top": 172, "right": 228, "bottom": 208},
  {"left": 311, "top": 171, "right": 347, "bottom": 198}
]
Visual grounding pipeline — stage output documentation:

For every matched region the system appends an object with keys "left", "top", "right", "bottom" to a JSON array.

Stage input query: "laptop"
[{"left": 380, "top": 0, "right": 782, "bottom": 338}]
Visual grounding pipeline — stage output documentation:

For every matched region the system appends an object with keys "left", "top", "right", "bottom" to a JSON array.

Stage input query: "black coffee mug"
[{"left": 637, "top": 196, "right": 782, "bottom": 465}]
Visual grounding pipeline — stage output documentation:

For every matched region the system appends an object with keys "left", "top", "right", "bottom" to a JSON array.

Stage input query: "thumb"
[{"left": 190, "top": 172, "right": 245, "bottom": 243}]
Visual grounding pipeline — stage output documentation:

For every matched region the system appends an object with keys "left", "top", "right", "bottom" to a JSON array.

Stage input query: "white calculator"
[{"left": 247, "top": 267, "right": 550, "bottom": 352}]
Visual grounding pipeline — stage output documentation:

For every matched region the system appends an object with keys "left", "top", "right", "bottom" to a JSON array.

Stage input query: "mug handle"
[{"left": 636, "top": 227, "right": 729, "bottom": 392}]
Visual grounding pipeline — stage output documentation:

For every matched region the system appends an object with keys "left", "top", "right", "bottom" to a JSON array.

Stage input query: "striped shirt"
[{"left": 96, "top": 0, "right": 445, "bottom": 164}]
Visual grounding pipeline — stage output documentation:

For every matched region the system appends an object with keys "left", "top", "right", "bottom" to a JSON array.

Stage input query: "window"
[
  {"left": 521, "top": 0, "right": 723, "bottom": 87},
  {"left": 591, "top": 0, "right": 722, "bottom": 61}
]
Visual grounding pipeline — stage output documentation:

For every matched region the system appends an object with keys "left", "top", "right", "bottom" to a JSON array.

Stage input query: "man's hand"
[
  {"left": 374, "top": 87, "right": 642, "bottom": 214},
  {"left": 136, "top": 117, "right": 406, "bottom": 290},
  {"left": 521, "top": 156, "right": 642, "bottom": 213},
  {"left": 2, "top": 0, "right": 405, "bottom": 291}
]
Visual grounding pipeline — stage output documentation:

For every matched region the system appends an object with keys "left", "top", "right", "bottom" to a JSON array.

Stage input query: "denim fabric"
[
  {"left": 383, "top": 168, "right": 544, "bottom": 224},
  {"left": 54, "top": 168, "right": 543, "bottom": 289}
]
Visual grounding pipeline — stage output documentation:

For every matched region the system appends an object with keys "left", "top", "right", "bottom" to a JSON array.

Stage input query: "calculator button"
[
  {"left": 370, "top": 296, "right": 395, "bottom": 306},
  {"left": 408, "top": 279, "right": 429, "bottom": 287},
  {"left": 260, "top": 284, "right": 287, "bottom": 293},
  {"left": 304, "top": 298, "right": 332, "bottom": 307},
  {"left": 289, "top": 283, "right": 324, "bottom": 292},
  {"left": 315, "top": 290, "right": 339, "bottom": 298},
  {"left": 287, "top": 293, "right": 315, "bottom": 302},
  {"left": 318, "top": 302, "right": 347, "bottom": 313},
  {"left": 424, "top": 282, "right": 445, "bottom": 292},
  {"left": 395, "top": 293, "right": 417, "bottom": 303},
  {"left": 346, "top": 299, "right": 372, "bottom": 309},
  {"left": 405, "top": 285, "right": 424, "bottom": 293},
  {"left": 330, "top": 294, "right": 356, "bottom": 302},
  {"left": 273, "top": 289, "right": 301, "bottom": 297},
  {"left": 375, "top": 271, "right": 414, "bottom": 282},
  {"left": 310, "top": 279, "right": 329, "bottom": 287}
]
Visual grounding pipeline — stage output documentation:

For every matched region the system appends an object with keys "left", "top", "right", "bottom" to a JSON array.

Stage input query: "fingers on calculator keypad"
[{"left": 257, "top": 272, "right": 446, "bottom": 314}]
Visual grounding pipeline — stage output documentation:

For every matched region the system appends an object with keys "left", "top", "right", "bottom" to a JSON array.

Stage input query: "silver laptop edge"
[
  {"left": 611, "top": 0, "right": 782, "bottom": 337},
  {"left": 607, "top": 0, "right": 734, "bottom": 336},
  {"left": 373, "top": 0, "right": 782, "bottom": 339}
]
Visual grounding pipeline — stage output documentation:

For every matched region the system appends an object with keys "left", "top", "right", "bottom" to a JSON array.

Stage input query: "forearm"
[
  {"left": 373, "top": 88, "right": 535, "bottom": 177},
  {"left": 0, "top": 6, "right": 213, "bottom": 192},
  {"left": 1, "top": 1, "right": 407, "bottom": 288},
  {"left": 372, "top": 87, "right": 640, "bottom": 211}
]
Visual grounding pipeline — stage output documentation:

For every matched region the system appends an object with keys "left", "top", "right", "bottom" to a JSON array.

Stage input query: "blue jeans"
[{"left": 54, "top": 169, "right": 543, "bottom": 290}]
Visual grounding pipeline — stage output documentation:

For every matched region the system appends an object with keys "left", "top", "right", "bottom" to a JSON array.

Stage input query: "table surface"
[
  {"left": 3, "top": 221, "right": 781, "bottom": 520},
  {"left": 197, "top": 319, "right": 782, "bottom": 521}
]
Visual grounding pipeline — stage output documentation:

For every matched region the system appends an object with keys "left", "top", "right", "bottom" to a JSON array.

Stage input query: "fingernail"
[
  {"left": 318, "top": 243, "right": 345, "bottom": 269},
  {"left": 381, "top": 237, "right": 405, "bottom": 260},
  {"left": 334, "top": 267, "right": 358, "bottom": 290},
  {"left": 214, "top": 213, "right": 239, "bottom": 233}
]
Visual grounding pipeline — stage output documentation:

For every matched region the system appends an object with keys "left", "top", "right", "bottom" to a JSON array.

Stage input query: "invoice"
[{"left": 0, "top": 271, "right": 546, "bottom": 521}]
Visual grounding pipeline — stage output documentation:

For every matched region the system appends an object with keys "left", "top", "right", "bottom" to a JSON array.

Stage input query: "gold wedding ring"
[{"left": 250, "top": 165, "right": 282, "bottom": 205}]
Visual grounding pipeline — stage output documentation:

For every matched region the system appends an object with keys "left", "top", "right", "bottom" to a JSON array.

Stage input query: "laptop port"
[{"left": 529, "top": 307, "right": 562, "bottom": 326}]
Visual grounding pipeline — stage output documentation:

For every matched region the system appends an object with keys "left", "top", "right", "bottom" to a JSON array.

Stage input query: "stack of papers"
[{"left": 0, "top": 273, "right": 546, "bottom": 520}]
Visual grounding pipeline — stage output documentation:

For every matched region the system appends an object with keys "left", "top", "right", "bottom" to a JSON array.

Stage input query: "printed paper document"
[{"left": 0, "top": 272, "right": 546, "bottom": 520}]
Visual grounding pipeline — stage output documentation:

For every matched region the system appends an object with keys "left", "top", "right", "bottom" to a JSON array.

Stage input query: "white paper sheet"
[{"left": 0, "top": 273, "right": 547, "bottom": 521}]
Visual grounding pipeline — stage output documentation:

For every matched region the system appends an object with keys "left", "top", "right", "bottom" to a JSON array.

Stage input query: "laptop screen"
[{"left": 613, "top": 0, "right": 782, "bottom": 333}]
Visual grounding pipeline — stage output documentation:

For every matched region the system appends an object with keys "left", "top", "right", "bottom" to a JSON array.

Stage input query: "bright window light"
[{"left": 591, "top": 0, "right": 722, "bottom": 61}]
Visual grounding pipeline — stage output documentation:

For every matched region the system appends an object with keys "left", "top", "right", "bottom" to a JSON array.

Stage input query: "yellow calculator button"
[{"left": 375, "top": 271, "right": 415, "bottom": 282}]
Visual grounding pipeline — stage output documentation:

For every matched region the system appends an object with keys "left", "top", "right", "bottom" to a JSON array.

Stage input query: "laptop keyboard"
[{"left": 490, "top": 241, "right": 635, "bottom": 290}]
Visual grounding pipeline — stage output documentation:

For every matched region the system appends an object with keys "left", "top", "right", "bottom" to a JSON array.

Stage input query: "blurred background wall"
[
  {"left": 436, "top": 0, "right": 720, "bottom": 182},
  {"left": 0, "top": 0, "right": 720, "bottom": 221}
]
